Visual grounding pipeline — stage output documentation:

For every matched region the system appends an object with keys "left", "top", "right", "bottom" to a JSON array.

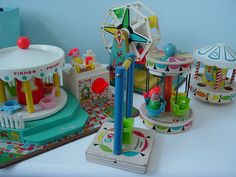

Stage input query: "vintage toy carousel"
[
  {"left": 191, "top": 43, "right": 236, "bottom": 104},
  {"left": 0, "top": 37, "right": 88, "bottom": 145},
  {"left": 140, "top": 43, "right": 194, "bottom": 134}
]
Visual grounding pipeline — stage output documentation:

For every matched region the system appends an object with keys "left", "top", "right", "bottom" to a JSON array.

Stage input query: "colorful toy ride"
[
  {"left": 101, "top": 1, "right": 161, "bottom": 93},
  {"left": 140, "top": 43, "right": 194, "bottom": 134},
  {"left": 68, "top": 48, "right": 96, "bottom": 73},
  {"left": 0, "top": 37, "right": 88, "bottom": 145},
  {"left": 63, "top": 48, "right": 112, "bottom": 104},
  {"left": 86, "top": 54, "right": 155, "bottom": 173},
  {"left": 191, "top": 43, "right": 236, "bottom": 104}
]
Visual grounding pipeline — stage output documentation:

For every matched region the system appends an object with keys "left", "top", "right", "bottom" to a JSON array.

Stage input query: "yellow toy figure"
[
  {"left": 68, "top": 48, "right": 96, "bottom": 73},
  {"left": 85, "top": 56, "right": 95, "bottom": 70},
  {"left": 68, "top": 48, "right": 83, "bottom": 73},
  {"left": 84, "top": 49, "right": 96, "bottom": 71}
]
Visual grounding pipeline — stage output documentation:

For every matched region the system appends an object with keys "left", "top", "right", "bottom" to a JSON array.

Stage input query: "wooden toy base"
[
  {"left": 85, "top": 122, "right": 156, "bottom": 173},
  {"left": 140, "top": 103, "right": 193, "bottom": 134},
  {"left": 190, "top": 75, "right": 236, "bottom": 104}
]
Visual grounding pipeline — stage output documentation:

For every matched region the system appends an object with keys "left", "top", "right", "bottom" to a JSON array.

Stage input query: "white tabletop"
[{"left": 1, "top": 86, "right": 236, "bottom": 177}]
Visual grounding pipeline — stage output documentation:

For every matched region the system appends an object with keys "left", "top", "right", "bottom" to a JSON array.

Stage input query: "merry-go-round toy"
[
  {"left": 190, "top": 43, "right": 236, "bottom": 104},
  {"left": 140, "top": 43, "right": 194, "bottom": 134},
  {"left": 0, "top": 37, "right": 88, "bottom": 145}
]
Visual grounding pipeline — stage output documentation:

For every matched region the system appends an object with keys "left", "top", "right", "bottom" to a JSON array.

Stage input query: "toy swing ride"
[{"left": 140, "top": 43, "right": 194, "bottom": 134}]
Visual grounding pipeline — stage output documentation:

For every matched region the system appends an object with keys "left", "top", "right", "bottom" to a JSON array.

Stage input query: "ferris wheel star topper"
[
  {"left": 101, "top": 1, "right": 161, "bottom": 61},
  {"left": 103, "top": 8, "right": 149, "bottom": 44}
]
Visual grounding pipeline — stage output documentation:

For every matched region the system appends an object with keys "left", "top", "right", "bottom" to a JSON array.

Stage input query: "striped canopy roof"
[{"left": 194, "top": 43, "right": 236, "bottom": 69}]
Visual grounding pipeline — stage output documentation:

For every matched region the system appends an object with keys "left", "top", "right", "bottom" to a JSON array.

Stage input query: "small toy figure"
[
  {"left": 146, "top": 86, "right": 161, "bottom": 110},
  {"left": 85, "top": 56, "right": 96, "bottom": 70},
  {"left": 68, "top": 48, "right": 83, "bottom": 73},
  {"left": 68, "top": 48, "right": 96, "bottom": 73},
  {"left": 144, "top": 86, "right": 166, "bottom": 118},
  {"left": 148, "top": 92, "right": 161, "bottom": 109},
  {"left": 68, "top": 48, "right": 83, "bottom": 64}
]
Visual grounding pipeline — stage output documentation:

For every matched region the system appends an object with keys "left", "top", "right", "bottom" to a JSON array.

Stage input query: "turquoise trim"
[
  {"left": 224, "top": 47, "right": 236, "bottom": 61},
  {"left": 208, "top": 46, "right": 220, "bottom": 59},
  {"left": 198, "top": 45, "right": 216, "bottom": 55}
]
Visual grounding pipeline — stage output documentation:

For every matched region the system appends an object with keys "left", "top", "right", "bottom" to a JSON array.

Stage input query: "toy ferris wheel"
[{"left": 101, "top": 1, "right": 160, "bottom": 62}]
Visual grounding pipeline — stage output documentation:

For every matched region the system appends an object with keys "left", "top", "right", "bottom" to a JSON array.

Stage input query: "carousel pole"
[
  {"left": 175, "top": 74, "right": 180, "bottom": 104},
  {"left": 23, "top": 80, "right": 34, "bottom": 113},
  {"left": 0, "top": 79, "right": 7, "bottom": 103},
  {"left": 164, "top": 75, "right": 172, "bottom": 112},
  {"left": 162, "top": 74, "right": 165, "bottom": 98},
  {"left": 187, "top": 73, "right": 191, "bottom": 98},
  {"left": 53, "top": 72, "right": 60, "bottom": 96},
  {"left": 230, "top": 69, "right": 236, "bottom": 85},
  {"left": 185, "top": 75, "right": 188, "bottom": 93},
  {"left": 145, "top": 68, "right": 150, "bottom": 93},
  {"left": 214, "top": 68, "right": 222, "bottom": 89},
  {"left": 194, "top": 61, "right": 201, "bottom": 79}
]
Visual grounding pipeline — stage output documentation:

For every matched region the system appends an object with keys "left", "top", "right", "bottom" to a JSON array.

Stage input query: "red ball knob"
[{"left": 17, "top": 36, "right": 30, "bottom": 49}]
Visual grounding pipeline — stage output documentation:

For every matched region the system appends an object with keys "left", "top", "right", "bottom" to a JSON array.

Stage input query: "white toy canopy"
[
  {"left": 0, "top": 45, "right": 65, "bottom": 82},
  {"left": 193, "top": 43, "right": 236, "bottom": 69}
]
